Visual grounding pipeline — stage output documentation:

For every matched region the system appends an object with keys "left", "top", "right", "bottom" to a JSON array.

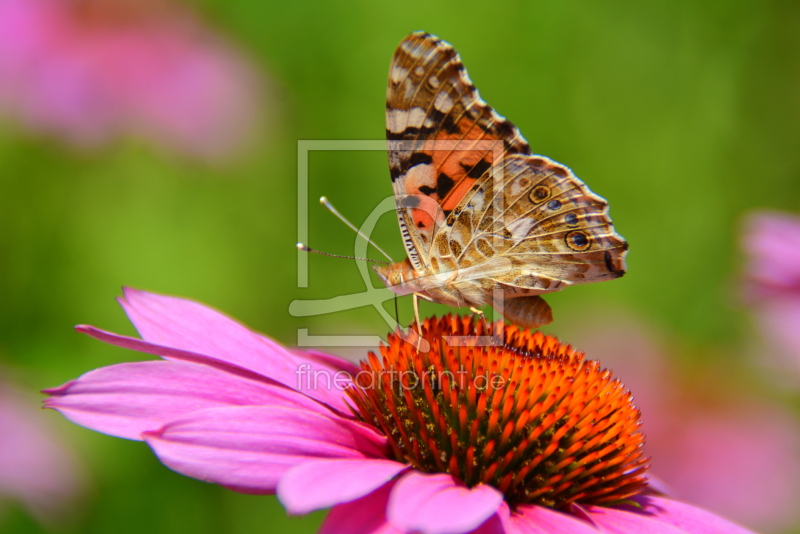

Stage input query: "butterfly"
[{"left": 373, "top": 32, "right": 628, "bottom": 330}]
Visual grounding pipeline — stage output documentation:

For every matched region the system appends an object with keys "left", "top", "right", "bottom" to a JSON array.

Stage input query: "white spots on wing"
[
  {"left": 387, "top": 109, "right": 408, "bottom": 133},
  {"left": 507, "top": 217, "right": 535, "bottom": 242},
  {"left": 405, "top": 163, "right": 436, "bottom": 192},
  {"left": 403, "top": 79, "right": 417, "bottom": 100},
  {"left": 469, "top": 194, "right": 485, "bottom": 213},
  {"left": 391, "top": 66, "right": 408, "bottom": 83},
  {"left": 428, "top": 76, "right": 440, "bottom": 89},
  {"left": 434, "top": 92, "right": 455, "bottom": 114},
  {"left": 387, "top": 107, "right": 433, "bottom": 133},
  {"left": 414, "top": 65, "right": 426, "bottom": 77}
]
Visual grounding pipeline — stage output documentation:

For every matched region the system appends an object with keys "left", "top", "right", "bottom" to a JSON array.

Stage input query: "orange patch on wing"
[
  {"left": 409, "top": 194, "right": 445, "bottom": 235},
  {"left": 411, "top": 209, "right": 435, "bottom": 233},
  {"left": 442, "top": 178, "right": 476, "bottom": 211},
  {"left": 423, "top": 118, "right": 501, "bottom": 211}
]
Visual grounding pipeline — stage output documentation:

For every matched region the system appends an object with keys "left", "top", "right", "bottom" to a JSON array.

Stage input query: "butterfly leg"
[
  {"left": 413, "top": 293, "right": 422, "bottom": 330},
  {"left": 411, "top": 293, "right": 427, "bottom": 352},
  {"left": 468, "top": 306, "right": 489, "bottom": 333}
]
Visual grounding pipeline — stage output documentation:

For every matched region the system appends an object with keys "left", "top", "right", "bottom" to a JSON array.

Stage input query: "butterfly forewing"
[{"left": 386, "top": 32, "right": 531, "bottom": 270}]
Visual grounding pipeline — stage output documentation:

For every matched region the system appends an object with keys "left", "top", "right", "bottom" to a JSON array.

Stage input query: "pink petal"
[
  {"left": 117, "top": 289, "right": 354, "bottom": 411},
  {"left": 585, "top": 495, "right": 758, "bottom": 534},
  {"left": 76, "top": 323, "right": 352, "bottom": 414},
  {"left": 143, "top": 405, "right": 388, "bottom": 494},
  {"left": 510, "top": 505, "right": 598, "bottom": 534},
  {"left": 583, "top": 505, "right": 687, "bottom": 534},
  {"left": 75, "top": 325, "right": 280, "bottom": 385},
  {"left": 320, "top": 481, "right": 403, "bottom": 534},
  {"left": 469, "top": 504, "right": 509, "bottom": 534},
  {"left": 278, "top": 458, "right": 407, "bottom": 514},
  {"left": 388, "top": 471, "right": 504, "bottom": 534},
  {"left": 743, "top": 211, "right": 800, "bottom": 294},
  {"left": 119, "top": 288, "right": 300, "bottom": 373},
  {"left": 44, "top": 360, "right": 332, "bottom": 440},
  {"left": 291, "top": 348, "right": 360, "bottom": 376},
  {"left": 0, "top": 382, "right": 86, "bottom": 520},
  {"left": 630, "top": 495, "right": 757, "bottom": 534}
]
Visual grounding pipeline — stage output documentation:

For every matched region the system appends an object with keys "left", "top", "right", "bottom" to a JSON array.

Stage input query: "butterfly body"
[{"left": 378, "top": 32, "right": 628, "bottom": 329}]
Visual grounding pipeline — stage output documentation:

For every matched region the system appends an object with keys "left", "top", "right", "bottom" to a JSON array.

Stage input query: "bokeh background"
[{"left": 2, "top": 0, "right": 800, "bottom": 532}]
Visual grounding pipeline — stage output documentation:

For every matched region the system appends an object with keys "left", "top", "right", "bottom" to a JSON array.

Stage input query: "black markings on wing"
[
  {"left": 463, "top": 158, "right": 491, "bottom": 179},
  {"left": 418, "top": 173, "right": 455, "bottom": 198}
]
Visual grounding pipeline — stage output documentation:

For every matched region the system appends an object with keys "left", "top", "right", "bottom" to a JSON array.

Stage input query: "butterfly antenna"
[
  {"left": 296, "top": 243, "right": 389, "bottom": 265},
  {"left": 319, "top": 196, "right": 394, "bottom": 262}
]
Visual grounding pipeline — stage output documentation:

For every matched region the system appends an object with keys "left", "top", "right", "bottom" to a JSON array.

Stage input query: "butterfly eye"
[
  {"left": 547, "top": 199, "right": 562, "bottom": 211},
  {"left": 565, "top": 230, "right": 592, "bottom": 251},
  {"left": 530, "top": 185, "right": 551, "bottom": 203}
]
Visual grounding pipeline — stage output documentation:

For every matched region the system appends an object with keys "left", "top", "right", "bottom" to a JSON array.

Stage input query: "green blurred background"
[{"left": 2, "top": 0, "right": 800, "bottom": 532}]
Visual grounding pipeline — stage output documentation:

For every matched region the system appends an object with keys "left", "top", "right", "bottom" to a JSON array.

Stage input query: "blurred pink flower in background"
[
  {"left": 742, "top": 210, "right": 800, "bottom": 375},
  {"left": 567, "top": 310, "right": 800, "bottom": 533},
  {"left": 0, "top": 377, "right": 86, "bottom": 526},
  {"left": 45, "top": 289, "right": 757, "bottom": 534},
  {"left": 0, "top": 0, "right": 264, "bottom": 161}
]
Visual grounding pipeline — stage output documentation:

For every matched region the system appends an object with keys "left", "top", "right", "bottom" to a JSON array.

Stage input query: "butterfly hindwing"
[{"left": 432, "top": 153, "right": 627, "bottom": 293}]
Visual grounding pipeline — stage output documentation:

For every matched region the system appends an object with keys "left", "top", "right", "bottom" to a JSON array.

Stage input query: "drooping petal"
[
  {"left": 117, "top": 288, "right": 354, "bottom": 410},
  {"left": 585, "top": 495, "right": 758, "bottom": 534},
  {"left": 469, "top": 503, "right": 510, "bottom": 534},
  {"left": 75, "top": 323, "right": 352, "bottom": 413},
  {"left": 583, "top": 505, "right": 686, "bottom": 533},
  {"left": 631, "top": 495, "right": 756, "bottom": 534},
  {"left": 278, "top": 458, "right": 407, "bottom": 514},
  {"left": 44, "top": 360, "right": 332, "bottom": 440},
  {"left": 143, "top": 405, "right": 388, "bottom": 494},
  {"left": 509, "top": 505, "right": 598, "bottom": 534},
  {"left": 388, "top": 471, "right": 504, "bottom": 534},
  {"left": 319, "top": 481, "right": 403, "bottom": 534}
]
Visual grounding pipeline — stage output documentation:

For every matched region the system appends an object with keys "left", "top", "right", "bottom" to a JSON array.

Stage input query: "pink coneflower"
[
  {"left": 0, "top": 0, "right": 262, "bottom": 160},
  {"left": 742, "top": 210, "right": 800, "bottom": 373},
  {"left": 0, "top": 379, "right": 86, "bottom": 525},
  {"left": 45, "top": 289, "right": 755, "bottom": 533}
]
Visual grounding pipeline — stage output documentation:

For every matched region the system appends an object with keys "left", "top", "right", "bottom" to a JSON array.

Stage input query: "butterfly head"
[{"left": 373, "top": 259, "right": 421, "bottom": 297}]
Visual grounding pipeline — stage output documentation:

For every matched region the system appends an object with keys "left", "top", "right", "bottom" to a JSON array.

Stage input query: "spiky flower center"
[{"left": 346, "top": 315, "right": 649, "bottom": 509}]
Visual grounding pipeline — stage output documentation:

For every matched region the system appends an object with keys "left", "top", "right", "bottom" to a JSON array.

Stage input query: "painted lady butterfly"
[{"left": 373, "top": 32, "right": 628, "bottom": 329}]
